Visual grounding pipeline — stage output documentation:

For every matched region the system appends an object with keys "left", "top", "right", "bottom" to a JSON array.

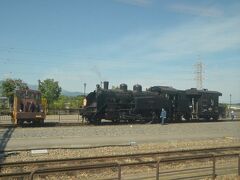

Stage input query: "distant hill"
[
  {"left": 61, "top": 89, "right": 84, "bottom": 96},
  {"left": 29, "top": 84, "right": 84, "bottom": 97}
]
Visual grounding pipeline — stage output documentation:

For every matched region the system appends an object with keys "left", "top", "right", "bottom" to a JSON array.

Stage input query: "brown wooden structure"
[{"left": 11, "top": 89, "right": 45, "bottom": 125}]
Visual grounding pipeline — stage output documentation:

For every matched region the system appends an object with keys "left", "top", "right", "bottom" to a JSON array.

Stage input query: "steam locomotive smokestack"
[{"left": 103, "top": 81, "right": 109, "bottom": 90}]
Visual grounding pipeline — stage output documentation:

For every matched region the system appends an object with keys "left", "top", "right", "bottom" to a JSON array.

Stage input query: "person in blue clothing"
[
  {"left": 160, "top": 108, "right": 167, "bottom": 125},
  {"left": 231, "top": 110, "right": 235, "bottom": 120}
]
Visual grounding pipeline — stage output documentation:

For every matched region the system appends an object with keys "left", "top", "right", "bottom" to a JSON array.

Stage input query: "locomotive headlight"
[{"left": 83, "top": 98, "right": 87, "bottom": 107}]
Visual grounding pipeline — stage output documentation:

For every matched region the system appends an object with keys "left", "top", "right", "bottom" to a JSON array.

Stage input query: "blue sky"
[{"left": 0, "top": 0, "right": 239, "bottom": 103}]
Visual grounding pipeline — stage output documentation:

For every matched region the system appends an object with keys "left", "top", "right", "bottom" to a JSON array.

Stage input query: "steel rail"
[
  {"left": 0, "top": 122, "right": 88, "bottom": 128},
  {"left": 0, "top": 118, "right": 239, "bottom": 129},
  {"left": 0, "top": 171, "right": 29, "bottom": 178},
  {"left": 1, "top": 165, "right": 236, "bottom": 179},
  {"left": 0, "top": 163, "right": 119, "bottom": 178},
  {"left": 27, "top": 153, "right": 240, "bottom": 180},
  {"left": 1, "top": 145, "right": 240, "bottom": 169},
  {"left": 29, "top": 162, "right": 120, "bottom": 180},
  {"left": 0, "top": 153, "right": 239, "bottom": 179}
]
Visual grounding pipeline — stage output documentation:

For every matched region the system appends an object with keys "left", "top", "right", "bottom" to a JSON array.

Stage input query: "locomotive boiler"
[{"left": 81, "top": 82, "right": 173, "bottom": 123}]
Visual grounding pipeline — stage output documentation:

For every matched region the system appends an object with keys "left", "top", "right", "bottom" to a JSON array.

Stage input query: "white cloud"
[
  {"left": 169, "top": 3, "right": 223, "bottom": 17},
  {"left": 99, "top": 14, "right": 240, "bottom": 63},
  {"left": 151, "top": 16, "right": 240, "bottom": 60},
  {"left": 41, "top": 10, "right": 240, "bottom": 101},
  {"left": 91, "top": 16, "right": 239, "bottom": 62},
  {"left": 80, "top": 14, "right": 239, "bottom": 101},
  {"left": 72, "top": 13, "right": 239, "bottom": 66}
]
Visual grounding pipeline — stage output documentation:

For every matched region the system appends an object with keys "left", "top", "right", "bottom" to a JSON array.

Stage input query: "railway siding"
[{"left": 0, "top": 147, "right": 240, "bottom": 179}]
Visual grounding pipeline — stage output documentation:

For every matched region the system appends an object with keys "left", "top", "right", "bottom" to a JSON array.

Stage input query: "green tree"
[
  {"left": 52, "top": 95, "right": 84, "bottom": 109},
  {"left": 71, "top": 96, "right": 84, "bottom": 108},
  {"left": 1, "top": 78, "right": 28, "bottom": 104},
  {"left": 39, "top": 79, "right": 62, "bottom": 107},
  {"left": 52, "top": 95, "right": 67, "bottom": 109}
]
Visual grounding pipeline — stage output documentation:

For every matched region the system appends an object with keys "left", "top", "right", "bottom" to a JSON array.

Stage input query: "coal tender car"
[{"left": 81, "top": 81, "right": 222, "bottom": 124}]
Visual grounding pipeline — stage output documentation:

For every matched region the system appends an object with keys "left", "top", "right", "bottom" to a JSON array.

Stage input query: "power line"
[{"left": 0, "top": 46, "right": 111, "bottom": 61}]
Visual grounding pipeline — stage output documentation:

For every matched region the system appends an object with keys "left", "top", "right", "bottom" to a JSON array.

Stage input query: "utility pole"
[
  {"left": 194, "top": 58, "right": 204, "bottom": 90},
  {"left": 83, "top": 83, "right": 86, "bottom": 96},
  {"left": 229, "top": 94, "right": 232, "bottom": 118},
  {"left": 230, "top": 94, "right": 232, "bottom": 108},
  {"left": 38, "top": 80, "right": 41, "bottom": 90}
]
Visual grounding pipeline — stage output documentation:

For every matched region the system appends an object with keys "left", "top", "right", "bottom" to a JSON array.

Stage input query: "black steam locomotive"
[{"left": 81, "top": 82, "right": 222, "bottom": 124}]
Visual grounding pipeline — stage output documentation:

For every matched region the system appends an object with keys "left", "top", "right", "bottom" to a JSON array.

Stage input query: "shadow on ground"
[
  {"left": 0, "top": 127, "right": 15, "bottom": 151},
  {"left": 0, "top": 127, "right": 15, "bottom": 163}
]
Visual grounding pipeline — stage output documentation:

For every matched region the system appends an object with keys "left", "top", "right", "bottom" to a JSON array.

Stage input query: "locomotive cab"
[
  {"left": 185, "top": 88, "right": 222, "bottom": 120},
  {"left": 197, "top": 89, "right": 222, "bottom": 120}
]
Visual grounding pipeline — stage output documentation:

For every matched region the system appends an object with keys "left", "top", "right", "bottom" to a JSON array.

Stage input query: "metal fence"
[
  {"left": 0, "top": 108, "right": 84, "bottom": 124},
  {"left": 0, "top": 108, "right": 239, "bottom": 124},
  {"left": 29, "top": 153, "right": 240, "bottom": 180},
  {"left": 45, "top": 109, "right": 83, "bottom": 123},
  {"left": 0, "top": 108, "right": 11, "bottom": 124}
]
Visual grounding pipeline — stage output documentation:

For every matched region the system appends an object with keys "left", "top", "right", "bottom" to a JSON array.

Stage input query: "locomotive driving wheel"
[
  {"left": 90, "top": 114, "right": 101, "bottom": 125},
  {"left": 17, "top": 119, "right": 24, "bottom": 127},
  {"left": 93, "top": 117, "right": 101, "bottom": 125}
]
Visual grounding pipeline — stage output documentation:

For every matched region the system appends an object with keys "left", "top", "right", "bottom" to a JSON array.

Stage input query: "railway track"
[
  {"left": 0, "top": 146, "right": 240, "bottom": 179},
  {"left": 0, "top": 122, "right": 89, "bottom": 128},
  {"left": 0, "top": 119, "right": 239, "bottom": 129}
]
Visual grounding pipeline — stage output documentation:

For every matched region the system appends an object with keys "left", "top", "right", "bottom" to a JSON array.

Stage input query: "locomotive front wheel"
[
  {"left": 17, "top": 119, "right": 24, "bottom": 127},
  {"left": 94, "top": 118, "right": 101, "bottom": 125},
  {"left": 90, "top": 116, "right": 101, "bottom": 125},
  {"left": 33, "top": 120, "right": 44, "bottom": 126},
  {"left": 40, "top": 119, "right": 44, "bottom": 126},
  {"left": 212, "top": 116, "right": 219, "bottom": 121},
  {"left": 112, "top": 119, "right": 120, "bottom": 124}
]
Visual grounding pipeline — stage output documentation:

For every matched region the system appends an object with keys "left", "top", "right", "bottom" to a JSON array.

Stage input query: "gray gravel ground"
[
  {"left": 0, "top": 121, "right": 239, "bottom": 151},
  {"left": 0, "top": 121, "right": 239, "bottom": 180},
  {"left": 2, "top": 139, "right": 240, "bottom": 180}
]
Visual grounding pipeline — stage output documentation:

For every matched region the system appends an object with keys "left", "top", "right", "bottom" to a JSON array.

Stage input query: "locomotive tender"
[{"left": 81, "top": 81, "right": 222, "bottom": 124}]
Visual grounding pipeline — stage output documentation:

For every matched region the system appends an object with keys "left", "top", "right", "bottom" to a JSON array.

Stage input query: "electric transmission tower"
[{"left": 194, "top": 60, "right": 204, "bottom": 90}]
